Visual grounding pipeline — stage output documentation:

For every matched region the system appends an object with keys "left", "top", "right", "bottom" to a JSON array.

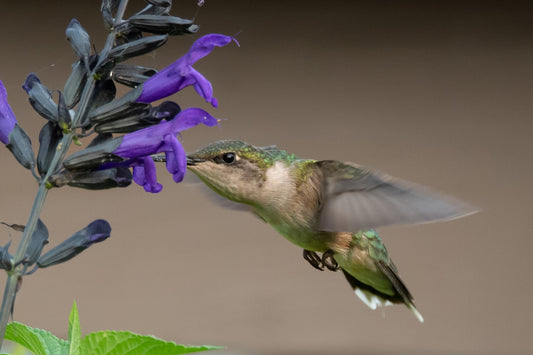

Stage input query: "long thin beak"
[
  {"left": 187, "top": 157, "right": 205, "bottom": 166},
  {"left": 151, "top": 153, "right": 166, "bottom": 162},
  {"left": 152, "top": 154, "right": 204, "bottom": 166}
]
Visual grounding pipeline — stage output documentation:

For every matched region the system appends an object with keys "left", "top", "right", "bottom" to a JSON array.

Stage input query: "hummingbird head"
[{"left": 186, "top": 140, "right": 296, "bottom": 205}]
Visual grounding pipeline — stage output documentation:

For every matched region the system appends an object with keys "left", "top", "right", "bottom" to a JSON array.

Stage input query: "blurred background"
[{"left": 0, "top": 0, "right": 532, "bottom": 354}]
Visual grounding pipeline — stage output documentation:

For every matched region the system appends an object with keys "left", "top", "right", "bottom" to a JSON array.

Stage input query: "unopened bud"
[
  {"left": 129, "top": 15, "right": 196, "bottom": 36},
  {"left": 109, "top": 35, "right": 168, "bottom": 62},
  {"left": 66, "top": 19, "right": 92, "bottom": 68},
  {"left": 7, "top": 125, "right": 36, "bottom": 170},
  {"left": 24, "top": 219, "right": 49, "bottom": 266},
  {"left": 50, "top": 167, "right": 132, "bottom": 190},
  {"left": 37, "top": 219, "right": 111, "bottom": 268},
  {"left": 22, "top": 73, "right": 58, "bottom": 122},
  {"left": 63, "top": 61, "right": 88, "bottom": 108},
  {"left": 112, "top": 64, "right": 157, "bottom": 88},
  {"left": 37, "top": 121, "right": 63, "bottom": 176}
]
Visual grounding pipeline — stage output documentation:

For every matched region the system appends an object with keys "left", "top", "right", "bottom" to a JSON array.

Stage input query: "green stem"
[
  {"left": 0, "top": 184, "right": 49, "bottom": 346},
  {"left": 96, "top": 0, "right": 128, "bottom": 69},
  {"left": 0, "top": 274, "right": 18, "bottom": 344},
  {"left": 0, "top": 70, "right": 96, "bottom": 349}
]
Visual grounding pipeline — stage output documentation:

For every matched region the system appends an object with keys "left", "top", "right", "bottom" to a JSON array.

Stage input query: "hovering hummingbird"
[{"left": 165, "top": 140, "right": 475, "bottom": 322}]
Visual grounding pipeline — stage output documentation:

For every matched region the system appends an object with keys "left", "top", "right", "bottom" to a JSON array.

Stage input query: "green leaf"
[
  {"left": 81, "top": 331, "right": 223, "bottom": 355},
  {"left": 68, "top": 301, "right": 81, "bottom": 355},
  {"left": 5, "top": 321, "right": 69, "bottom": 355}
]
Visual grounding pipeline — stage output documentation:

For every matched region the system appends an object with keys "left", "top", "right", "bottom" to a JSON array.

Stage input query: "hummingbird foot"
[
  {"left": 322, "top": 249, "right": 339, "bottom": 271},
  {"left": 303, "top": 250, "right": 324, "bottom": 271}
]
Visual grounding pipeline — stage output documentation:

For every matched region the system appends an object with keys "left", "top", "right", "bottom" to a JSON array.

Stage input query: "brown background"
[{"left": 0, "top": 1, "right": 532, "bottom": 354}]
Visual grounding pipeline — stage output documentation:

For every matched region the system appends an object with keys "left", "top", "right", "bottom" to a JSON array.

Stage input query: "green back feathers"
[
  {"left": 256, "top": 144, "right": 297, "bottom": 168},
  {"left": 353, "top": 229, "right": 389, "bottom": 263}
]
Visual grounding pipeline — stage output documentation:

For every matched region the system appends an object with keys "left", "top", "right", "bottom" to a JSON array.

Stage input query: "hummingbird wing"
[{"left": 316, "top": 160, "right": 476, "bottom": 232}]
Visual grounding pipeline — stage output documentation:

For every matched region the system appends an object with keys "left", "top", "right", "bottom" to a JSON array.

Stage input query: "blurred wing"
[{"left": 316, "top": 160, "right": 477, "bottom": 232}]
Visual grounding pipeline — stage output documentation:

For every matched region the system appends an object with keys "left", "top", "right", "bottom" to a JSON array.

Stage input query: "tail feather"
[
  {"left": 341, "top": 268, "right": 424, "bottom": 322},
  {"left": 354, "top": 288, "right": 393, "bottom": 310}
]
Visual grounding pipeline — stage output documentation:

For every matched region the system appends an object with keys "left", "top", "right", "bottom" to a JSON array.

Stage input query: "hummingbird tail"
[{"left": 341, "top": 269, "right": 424, "bottom": 323}]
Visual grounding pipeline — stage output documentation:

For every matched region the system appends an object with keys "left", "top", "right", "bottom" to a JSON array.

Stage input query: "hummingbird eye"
[{"left": 222, "top": 152, "right": 236, "bottom": 164}]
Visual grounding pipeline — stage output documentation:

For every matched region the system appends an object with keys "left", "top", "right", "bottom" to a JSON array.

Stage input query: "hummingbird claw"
[
  {"left": 322, "top": 249, "right": 339, "bottom": 271},
  {"left": 303, "top": 250, "right": 324, "bottom": 271}
]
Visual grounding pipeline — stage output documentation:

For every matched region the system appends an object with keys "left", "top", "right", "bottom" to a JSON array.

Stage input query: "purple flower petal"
[
  {"left": 113, "top": 108, "right": 218, "bottom": 159},
  {"left": 111, "top": 107, "right": 218, "bottom": 192},
  {"left": 135, "top": 34, "right": 236, "bottom": 104},
  {"left": 165, "top": 135, "right": 186, "bottom": 183},
  {"left": 189, "top": 68, "right": 216, "bottom": 107},
  {"left": 133, "top": 157, "right": 163, "bottom": 193},
  {"left": 0, "top": 80, "right": 17, "bottom": 145},
  {"left": 185, "top": 34, "right": 237, "bottom": 64},
  {"left": 170, "top": 107, "right": 219, "bottom": 131}
]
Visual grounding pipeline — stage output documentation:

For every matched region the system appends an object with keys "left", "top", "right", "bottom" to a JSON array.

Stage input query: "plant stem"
[
  {"left": 97, "top": 0, "right": 128, "bottom": 69},
  {"left": 0, "top": 184, "right": 49, "bottom": 346},
  {"left": 0, "top": 274, "right": 17, "bottom": 345},
  {"left": 0, "top": 75, "right": 95, "bottom": 344}
]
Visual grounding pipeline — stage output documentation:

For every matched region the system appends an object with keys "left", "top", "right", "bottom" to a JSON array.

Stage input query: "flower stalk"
[
  {"left": 0, "top": 35, "right": 99, "bottom": 355},
  {"left": 0, "top": 0, "right": 128, "bottom": 345},
  {"left": 0, "top": 0, "right": 236, "bottom": 348}
]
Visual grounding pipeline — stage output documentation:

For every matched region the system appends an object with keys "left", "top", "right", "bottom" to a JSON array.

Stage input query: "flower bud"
[
  {"left": 90, "top": 101, "right": 149, "bottom": 125},
  {"left": 63, "top": 137, "right": 123, "bottom": 171},
  {"left": 37, "top": 219, "right": 111, "bottom": 268},
  {"left": 22, "top": 73, "right": 58, "bottom": 122},
  {"left": 137, "top": 0, "right": 171, "bottom": 16},
  {"left": 129, "top": 15, "right": 197, "bottom": 36},
  {"left": 57, "top": 92, "right": 72, "bottom": 131},
  {"left": 66, "top": 19, "right": 92, "bottom": 68},
  {"left": 0, "top": 85, "right": 16, "bottom": 146},
  {"left": 93, "top": 100, "right": 180, "bottom": 134},
  {"left": 80, "top": 79, "right": 116, "bottom": 127},
  {"left": 63, "top": 61, "right": 88, "bottom": 108},
  {"left": 109, "top": 35, "right": 168, "bottom": 62},
  {"left": 146, "top": 0, "right": 171, "bottom": 6},
  {"left": 88, "top": 86, "right": 144, "bottom": 124},
  {"left": 37, "top": 121, "right": 63, "bottom": 176},
  {"left": 112, "top": 64, "right": 157, "bottom": 88},
  {"left": 0, "top": 241, "right": 13, "bottom": 271},
  {"left": 49, "top": 167, "right": 132, "bottom": 190},
  {"left": 152, "top": 101, "right": 181, "bottom": 120},
  {"left": 88, "top": 133, "right": 113, "bottom": 147},
  {"left": 7, "top": 125, "right": 36, "bottom": 170},
  {"left": 93, "top": 111, "right": 152, "bottom": 133},
  {"left": 24, "top": 219, "right": 49, "bottom": 266},
  {"left": 101, "top": 0, "right": 120, "bottom": 16}
]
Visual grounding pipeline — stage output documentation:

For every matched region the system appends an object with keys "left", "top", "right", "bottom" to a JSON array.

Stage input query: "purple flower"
[
  {"left": 0, "top": 79, "right": 35, "bottom": 169},
  {"left": 135, "top": 34, "right": 238, "bottom": 106},
  {"left": 0, "top": 80, "right": 17, "bottom": 145},
  {"left": 109, "top": 107, "right": 218, "bottom": 192}
]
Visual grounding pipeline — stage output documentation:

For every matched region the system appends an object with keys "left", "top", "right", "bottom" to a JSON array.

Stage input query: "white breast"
[{"left": 263, "top": 162, "right": 293, "bottom": 206}]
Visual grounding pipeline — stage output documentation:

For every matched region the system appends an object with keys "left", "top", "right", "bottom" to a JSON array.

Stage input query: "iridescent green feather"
[
  {"left": 192, "top": 140, "right": 297, "bottom": 170},
  {"left": 346, "top": 229, "right": 396, "bottom": 295}
]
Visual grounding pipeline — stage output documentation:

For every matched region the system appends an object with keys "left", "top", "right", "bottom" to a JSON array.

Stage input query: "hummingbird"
[{"left": 174, "top": 140, "right": 475, "bottom": 322}]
